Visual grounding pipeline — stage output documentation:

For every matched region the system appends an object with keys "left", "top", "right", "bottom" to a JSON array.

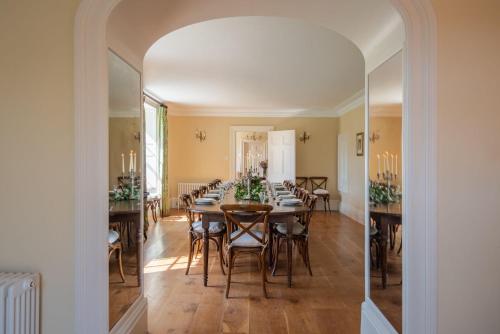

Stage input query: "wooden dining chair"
[
  {"left": 309, "top": 177, "right": 331, "bottom": 212},
  {"left": 272, "top": 195, "right": 317, "bottom": 276},
  {"left": 220, "top": 204, "right": 273, "bottom": 298},
  {"left": 295, "top": 177, "right": 308, "bottom": 189},
  {"left": 199, "top": 185, "right": 208, "bottom": 196},
  {"left": 182, "top": 194, "right": 226, "bottom": 276},
  {"left": 108, "top": 227, "right": 126, "bottom": 283},
  {"left": 191, "top": 189, "right": 200, "bottom": 201}
]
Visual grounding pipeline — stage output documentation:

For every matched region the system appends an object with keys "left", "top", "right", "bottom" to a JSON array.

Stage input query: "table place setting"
[
  {"left": 279, "top": 198, "right": 303, "bottom": 206},
  {"left": 194, "top": 197, "right": 217, "bottom": 205}
]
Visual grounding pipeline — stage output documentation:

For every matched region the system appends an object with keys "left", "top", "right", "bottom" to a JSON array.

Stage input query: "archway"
[{"left": 74, "top": 1, "right": 437, "bottom": 333}]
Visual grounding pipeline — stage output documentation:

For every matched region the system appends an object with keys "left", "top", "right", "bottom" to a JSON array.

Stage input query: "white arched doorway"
[{"left": 74, "top": 1, "right": 437, "bottom": 333}]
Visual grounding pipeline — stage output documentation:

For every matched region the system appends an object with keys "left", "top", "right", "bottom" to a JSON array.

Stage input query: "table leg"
[
  {"left": 287, "top": 218, "right": 293, "bottom": 288},
  {"left": 379, "top": 218, "right": 388, "bottom": 289},
  {"left": 268, "top": 222, "right": 274, "bottom": 269},
  {"left": 203, "top": 223, "right": 209, "bottom": 287},
  {"left": 135, "top": 218, "right": 142, "bottom": 287}
]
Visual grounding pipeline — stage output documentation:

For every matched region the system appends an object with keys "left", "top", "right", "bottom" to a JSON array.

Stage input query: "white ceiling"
[
  {"left": 108, "top": 51, "right": 141, "bottom": 117},
  {"left": 144, "top": 17, "right": 364, "bottom": 116},
  {"left": 369, "top": 51, "right": 403, "bottom": 107}
]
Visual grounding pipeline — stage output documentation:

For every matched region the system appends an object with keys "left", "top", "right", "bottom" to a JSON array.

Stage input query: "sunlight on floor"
[{"left": 144, "top": 255, "right": 201, "bottom": 274}]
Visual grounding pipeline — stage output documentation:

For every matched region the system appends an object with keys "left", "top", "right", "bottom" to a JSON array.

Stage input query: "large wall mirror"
[
  {"left": 107, "top": 50, "right": 143, "bottom": 329},
  {"left": 367, "top": 50, "right": 403, "bottom": 332}
]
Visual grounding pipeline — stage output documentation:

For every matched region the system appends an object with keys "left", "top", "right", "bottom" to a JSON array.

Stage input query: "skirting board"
[
  {"left": 339, "top": 201, "right": 364, "bottom": 224},
  {"left": 361, "top": 299, "right": 398, "bottom": 334},
  {"left": 171, "top": 197, "right": 339, "bottom": 211},
  {"left": 110, "top": 296, "right": 148, "bottom": 334}
]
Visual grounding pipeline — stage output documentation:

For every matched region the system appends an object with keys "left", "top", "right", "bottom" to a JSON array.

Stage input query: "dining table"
[
  {"left": 109, "top": 199, "right": 142, "bottom": 286},
  {"left": 189, "top": 188, "right": 309, "bottom": 288},
  {"left": 370, "top": 203, "right": 402, "bottom": 289}
]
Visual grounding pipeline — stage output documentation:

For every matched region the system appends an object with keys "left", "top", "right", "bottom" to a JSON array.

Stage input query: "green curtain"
[{"left": 158, "top": 105, "right": 169, "bottom": 217}]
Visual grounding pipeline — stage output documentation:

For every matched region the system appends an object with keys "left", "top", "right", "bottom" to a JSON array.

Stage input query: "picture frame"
[{"left": 356, "top": 132, "right": 364, "bottom": 156}]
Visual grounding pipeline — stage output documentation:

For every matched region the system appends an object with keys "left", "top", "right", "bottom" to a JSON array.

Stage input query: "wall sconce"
[
  {"left": 195, "top": 129, "right": 206, "bottom": 142},
  {"left": 368, "top": 131, "right": 380, "bottom": 143},
  {"left": 133, "top": 131, "right": 141, "bottom": 142},
  {"left": 298, "top": 131, "right": 310, "bottom": 143}
]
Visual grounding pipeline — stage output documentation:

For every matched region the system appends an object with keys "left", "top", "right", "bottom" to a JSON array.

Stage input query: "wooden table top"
[
  {"left": 190, "top": 189, "right": 309, "bottom": 216},
  {"left": 369, "top": 203, "right": 402, "bottom": 217},
  {"left": 109, "top": 199, "right": 141, "bottom": 215}
]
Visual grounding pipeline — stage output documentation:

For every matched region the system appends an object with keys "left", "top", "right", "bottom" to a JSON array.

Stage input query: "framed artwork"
[{"left": 356, "top": 132, "right": 364, "bottom": 156}]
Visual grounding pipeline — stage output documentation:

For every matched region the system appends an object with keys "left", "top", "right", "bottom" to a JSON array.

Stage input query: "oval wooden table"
[
  {"left": 190, "top": 191, "right": 309, "bottom": 288},
  {"left": 370, "top": 203, "right": 402, "bottom": 289}
]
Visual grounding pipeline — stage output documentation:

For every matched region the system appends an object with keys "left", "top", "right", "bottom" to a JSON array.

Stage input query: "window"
[{"left": 144, "top": 100, "right": 161, "bottom": 196}]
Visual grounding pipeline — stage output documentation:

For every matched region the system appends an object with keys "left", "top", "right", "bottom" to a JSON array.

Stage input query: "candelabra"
[{"left": 378, "top": 170, "right": 397, "bottom": 202}]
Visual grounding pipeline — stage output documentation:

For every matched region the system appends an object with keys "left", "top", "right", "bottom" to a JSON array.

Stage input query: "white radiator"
[
  {"left": 0, "top": 273, "right": 40, "bottom": 334},
  {"left": 177, "top": 182, "right": 208, "bottom": 209}
]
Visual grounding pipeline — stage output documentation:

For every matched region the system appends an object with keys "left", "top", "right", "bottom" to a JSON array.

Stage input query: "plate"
[
  {"left": 281, "top": 198, "right": 303, "bottom": 206},
  {"left": 195, "top": 198, "right": 216, "bottom": 205},
  {"left": 204, "top": 193, "right": 220, "bottom": 199}
]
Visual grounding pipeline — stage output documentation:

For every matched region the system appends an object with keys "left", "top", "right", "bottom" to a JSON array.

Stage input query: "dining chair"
[
  {"left": 309, "top": 176, "right": 331, "bottom": 212},
  {"left": 199, "top": 185, "right": 208, "bottom": 196},
  {"left": 181, "top": 194, "right": 226, "bottom": 276},
  {"left": 191, "top": 189, "right": 200, "bottom": 201},
  {"left": 272, "top": 195, "right": 317, "bottom": 276},
  {"left": 108, "top": 227, "right": 126, "bottom": 283},
  {"left": 295, "top": 176, "right": 308, "bottom": 189},
  {"left": 220, "top": 204, "right": 273, "bottom": 298}
]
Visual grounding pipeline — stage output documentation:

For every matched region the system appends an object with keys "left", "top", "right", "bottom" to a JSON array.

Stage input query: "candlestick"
[
  {"left": 395, "top": 155, "right": 398, "bottom": 176},
  {"left": 129, "top": 150, "right": 133, "bottom": 172},
  {"left": 121, "top": 153, "right": 125, "bottom": 174},
  {"left": 377, "top": 154, "right": 381, "bottom": 175}
]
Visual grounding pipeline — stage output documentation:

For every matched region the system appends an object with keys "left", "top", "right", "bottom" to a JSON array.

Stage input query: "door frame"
[
  {"left": 229, "top": 125, "right": 274, "bottom": 179},
  {"left": 74, "top": 1, "right": 437, "bottom": 333}
]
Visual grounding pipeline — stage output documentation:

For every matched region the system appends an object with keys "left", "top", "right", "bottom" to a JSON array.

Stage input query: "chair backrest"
[
  {"left": 181, "top": 194, "right": 192, "bottom": 209},
  {"left": 303, "top": 195, "right": 318, "bottom": 231},
  {"left": 199, "top": 185, "right": 208, "bottom": 195},
  {"left": 191, "top": 189, "right": 200, "bottom": 200},
  {"left": 220, "top": 204, "right": 273, "bottom": 247},
  {"left": 309, "top": 177, "right": 327, "bottom": 191},
  {"left": 181, "top": 194, "right": 197, "bottom": 227},
  {"left": 295, "top": 176, "right": 308, "bottom": 189}
]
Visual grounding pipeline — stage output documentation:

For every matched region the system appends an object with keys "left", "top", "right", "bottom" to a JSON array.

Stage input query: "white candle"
[
  {"left": 383, "top": 154, "right": 386, "bottom": 173},
  {"left": 395, "top": 155, "right": 398, "bottom": 176},
  {"left": 121, "top": 153, "right": 125, "bottom": 174},
  {"left": 391, "top": 154, "right": 394, "bottom": 174},
  {"left": 377, "top": 154, "right": 381, "bottom": 175},
  {"left": 129, "top": 150, "right": 133, "bottom": 172},
  {"left": 133, "top": 152, "right": 137, "bottom": 172}
]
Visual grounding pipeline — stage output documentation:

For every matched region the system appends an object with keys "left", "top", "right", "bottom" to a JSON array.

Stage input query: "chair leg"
[
  {"left": 304, "top": 240, "right": 313, "bottom": 276},
  {"left": 217, "top": 236, "right": 226, "bottom": 275},
  {"left": 117, "top": 246, "right": 126, "bottom": 283},
  {"left": 327, "top": 195, "right": 331, "bottom": 213},
  {"left": 186, "top": 234, "right": 195, "bottom": 275},
  {"left": 261, "top": 252, "right": 268, "bottom": 298},
  {"left": 323, "top": 196, "right": 327, "bottom": 212},
  {"left": 272, "top": 237, "right": 281, "bottom": 276},
  {"left": 225, "top": 250, "right": 233, "bottom": 298}
]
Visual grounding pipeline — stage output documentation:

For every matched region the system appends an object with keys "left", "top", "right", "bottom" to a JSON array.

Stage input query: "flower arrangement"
[
  {"left": 111, "top": 183, "right": 140, "bottom": 201},
  {"left": 369, "top": 180, "right": 401, "bottom": 204},
  {"left": 234, "top": 175, "right": 264, "bottom": 201}
]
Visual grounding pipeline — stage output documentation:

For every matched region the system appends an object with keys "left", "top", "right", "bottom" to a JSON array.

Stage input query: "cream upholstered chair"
[
  {"left": 272, "top": 195, "right": 318, "bottom": 276},
  {"left": 108, "top": 229, "right": 126, "bottom": 283},
  {"left": 181, "top": 194, "right": 226, "bottom": 276},
  {"left": 309, "top": 176, "right": 331, "bottom": 212},
  {"left": 221, "top": 204, "right": 273, "bottom": 298}
]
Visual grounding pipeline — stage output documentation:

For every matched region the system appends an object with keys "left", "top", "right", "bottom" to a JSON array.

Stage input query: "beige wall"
[
  {"left": 109, "top": 117, "right": 141, "bottom": 189},
  {"left": 433, "top": 0, "right": 500, "bottom": 333},
  {"left": 168, "top": 116, "right": 339, "bottom": 202},
  {"left": 368, "top": 114, "right": 402, "bottom": 186},
  {"left": 0, "top": 1, "right": 79, "bottom": 333},
  {"left": 338, "top": 105, "right": 365, "bottom": 222}
]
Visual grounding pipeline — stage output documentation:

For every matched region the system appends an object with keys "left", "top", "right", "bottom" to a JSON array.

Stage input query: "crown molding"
[{"left": 167, "top": 90, "right": 365, "bottom": 118}]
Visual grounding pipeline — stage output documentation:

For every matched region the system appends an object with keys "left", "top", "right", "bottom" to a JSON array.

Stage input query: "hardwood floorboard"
[{"left": 143, "top": 209, "right": 398, "bottom": 333}]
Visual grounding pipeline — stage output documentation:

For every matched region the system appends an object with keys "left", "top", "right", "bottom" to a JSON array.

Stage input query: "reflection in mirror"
[
  {"left": 108, "top": 50, "right": 142, "bottom": 329},
  {"left": 236, "top": 131, "right": 268, "bottom": 177},
  {"left": 368, "top": 51, "right": 403, "bottom": 332}
]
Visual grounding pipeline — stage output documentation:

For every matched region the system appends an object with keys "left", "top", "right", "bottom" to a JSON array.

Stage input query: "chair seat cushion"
[
  {"left": 313, "top": 188, "right": 329, "bottom": 195},
  {"left": 230, "top": 230, "right": 264, "bottom": 247},
  {"left": 192, "top": 221, "right": 225, "bottom": 234},
  {"left": 108, "top": 230, "right": 120, "bottom": 244},
  {"left": 275, "top": 222, "right": 306, "bottom": 235}
]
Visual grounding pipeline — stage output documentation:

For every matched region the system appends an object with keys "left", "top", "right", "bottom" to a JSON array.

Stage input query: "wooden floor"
[{"left": 144, "top": 209, "right": 368, "bottom": 334}]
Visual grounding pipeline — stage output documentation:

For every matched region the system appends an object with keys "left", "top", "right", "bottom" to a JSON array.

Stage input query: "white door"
[{"left": 267, "top": 130, "right": 296, "bottom": 183}]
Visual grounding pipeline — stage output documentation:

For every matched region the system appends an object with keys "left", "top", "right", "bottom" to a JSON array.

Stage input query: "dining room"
[{"left": 106, "top": 8, "right": 404, "bottom": 334}]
